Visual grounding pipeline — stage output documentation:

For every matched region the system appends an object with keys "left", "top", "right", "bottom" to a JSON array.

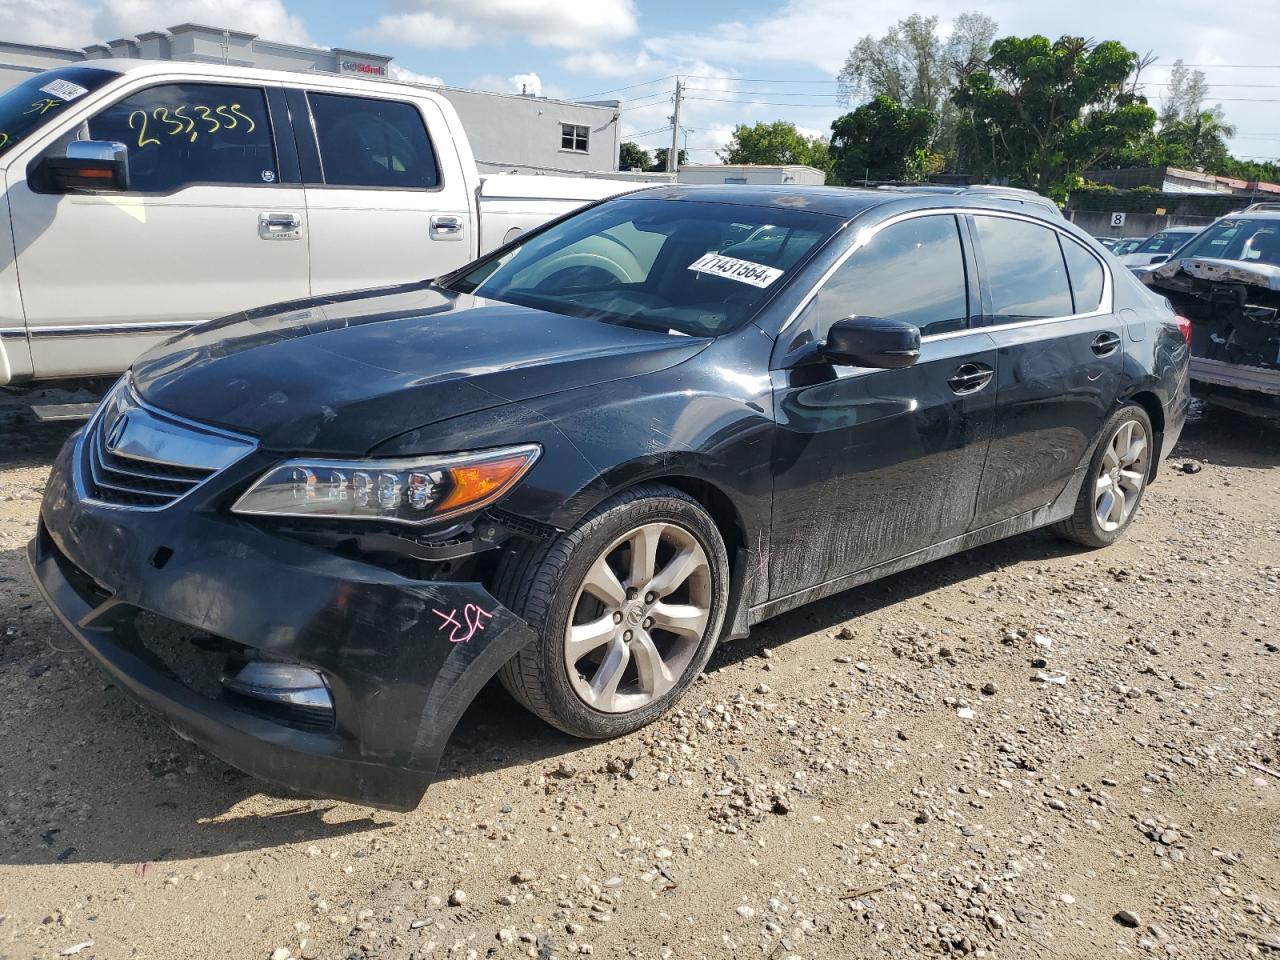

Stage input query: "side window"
[
  {"left": 808, "top": 215, "right": 970, "bottom": 338},
  {"left": 87, "top": 83, "right": 276, "bottom": 192},
  {"left": 1060, "top": 237, "right": 1106, "bottom": 313},
  {"left": 560, "top": 123, "right": 589, "bottom": 152},
  {"left": 973, "top": 216, "right": 1073, "bottom": 322},
  {"left": 308, "top": 93, "right": 439, "bottom": 189}
]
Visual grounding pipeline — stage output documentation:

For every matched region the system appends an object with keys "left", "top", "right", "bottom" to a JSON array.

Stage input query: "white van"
[{"left": 0, "top": 60, "right": 640, "bottom": 385}]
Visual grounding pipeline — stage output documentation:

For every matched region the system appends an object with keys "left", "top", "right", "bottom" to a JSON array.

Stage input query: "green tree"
[
  {"left": 649, "top": 147, "right": 688, "bottom": 172},
  {"left": 829, "top": 95, "right": 937, "bottom": 183},
  {"left": 839, "top": 11, "right": 997, "bottom": 155},
  {"left": 953, "top": 35, "right": 1157, "bottom": 200},
  {"left": 1155, "top": 110, "right": 1237, "bottom": 171},
  {"left": 718, "top": 120, "right": 830, "bottom": 174},
  {"left": 618, "top": 141, "right": 651, "bottom": 172},
  {"left": 1159, "top": 59, "right": 1212, "bottom": 127}
]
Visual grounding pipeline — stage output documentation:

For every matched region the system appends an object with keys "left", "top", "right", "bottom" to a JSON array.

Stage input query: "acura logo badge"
[{"left": 105, "top": 413, "right": 129, "bottom": 453}]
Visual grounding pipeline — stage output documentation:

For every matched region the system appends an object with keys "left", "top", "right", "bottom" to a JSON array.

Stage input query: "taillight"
[{"left": 1176, "top": 315, "right": 1192, "bottom": 343}]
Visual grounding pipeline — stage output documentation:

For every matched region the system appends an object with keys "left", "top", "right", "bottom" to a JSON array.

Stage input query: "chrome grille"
[{"left": 81, "top": 380, "right": 256, "bottom": 509}]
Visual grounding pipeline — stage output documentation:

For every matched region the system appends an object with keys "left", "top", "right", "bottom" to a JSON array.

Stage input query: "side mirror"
[
  {"left": 38, "top": 140, "right": 130, "bottom": 193},
  {"left": 1148, "top": 254, "right": 1170, "bottom": 265},
  {"left": 820, "top": 315, "right": 921, "bottom": 369}
]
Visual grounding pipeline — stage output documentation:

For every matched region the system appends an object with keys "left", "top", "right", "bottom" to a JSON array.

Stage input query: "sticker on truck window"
[
  {"left": 39, "top": 79, "right": 89, "bottom": 102},
  {"left": 688, "top": 252, "right": 783, "bottom": 288}
]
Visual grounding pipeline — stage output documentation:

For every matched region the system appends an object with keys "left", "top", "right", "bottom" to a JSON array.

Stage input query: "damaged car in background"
[
  {"left": 30, "top": 186, "right": 1189, "bottom": 810},
  {"left": 1142, "top": 203, "right": 1280, "bottom": 419}
]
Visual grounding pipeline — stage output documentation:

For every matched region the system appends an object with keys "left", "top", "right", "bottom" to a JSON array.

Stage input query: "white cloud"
[
  {"left": 0, "top": 0, "right": 98, "bottom": 47},
  {"left": 508, "top": 72, "right": 542, "bottom": 96},
  {"left": 388, "top": 63, "right": 444, "bottom": 87},
  {"left": 97, "top": 0, "right": 310, "bottom": 45},
  {"left": 562, "top": 48, "right": 659, "bottom": 79},
  {"left": 372, "top": 0, "right": 636, "bottom": 51}
]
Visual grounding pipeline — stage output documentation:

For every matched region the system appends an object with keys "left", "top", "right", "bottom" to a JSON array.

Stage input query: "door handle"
[
  {"left": 947, "top": 362, "right": 994, "bottom": 395},
  {"left": 258, "top": 212, "right": 301, "bottom": 240},
  {"left": 430, "top": 215, "right": 465, "bottom": 240},
  {"left": 1091, "top": 332, "right": 1122, "bottom": 357}
]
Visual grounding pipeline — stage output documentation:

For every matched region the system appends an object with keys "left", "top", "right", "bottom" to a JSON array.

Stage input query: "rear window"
[
  {"left": 973, "top": 216, "right": 1073, "bottom": 322},
  {"left": 308, "top": 93, "right": 439, "bottom": 189},
  {"left": 1060, "top": 237, "right": 1105, "bottom": 313},
  {"left": 448, "top": 198, "right": 839, "bottom": 337}
]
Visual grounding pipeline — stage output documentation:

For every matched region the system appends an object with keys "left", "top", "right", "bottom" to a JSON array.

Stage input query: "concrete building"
[
  {"left": 1083, "top": 165, "right": 1280, "bottom": 198},
  {"left": 0, "top": 24, "right": 622, "bottom": 176},
  {"left": 677, "top": 164, "right": 827, "bottom": 186}
]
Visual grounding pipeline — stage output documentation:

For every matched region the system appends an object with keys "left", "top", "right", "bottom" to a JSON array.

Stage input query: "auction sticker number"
[{"left": 688, "top": 252, "right": 783, "bottom": 288}]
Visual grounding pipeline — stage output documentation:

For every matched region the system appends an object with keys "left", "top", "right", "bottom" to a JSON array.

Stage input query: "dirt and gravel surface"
[{"left": 0, "top": 393, "right": 1277, "bottom": 960}]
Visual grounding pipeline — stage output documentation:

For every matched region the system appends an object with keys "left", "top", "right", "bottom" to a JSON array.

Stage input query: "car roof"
[{"left": 633, "top": 184, "right": 1063, "bottom": 221}]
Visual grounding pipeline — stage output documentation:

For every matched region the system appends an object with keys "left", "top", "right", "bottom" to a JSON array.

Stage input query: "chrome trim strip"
[
  {"left": 0, "top": 328, "right": 27, "bottom": 341},
  {"left": 779, "top": 205, "right": 1115, "bottom": 337},
  {"left": 28, "top": 320, "right": 200, "bottom": 339}
]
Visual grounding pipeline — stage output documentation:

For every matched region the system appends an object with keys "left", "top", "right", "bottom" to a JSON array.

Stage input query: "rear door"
[
  {"left": 768, "top": 212, "right": 999, "bottom": 600},
  {"left": 8, "top": 77, "right": 309, "bottom": 379},
  {"left": 293, "top": 89, "right": 474, "bottom": 296},
  {"left": 967, "top": 213, "right": 1122, "bottom": 528}
]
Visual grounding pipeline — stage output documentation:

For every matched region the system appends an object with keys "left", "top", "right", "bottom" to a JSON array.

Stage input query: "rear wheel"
[
  {"left": 494, "top": 485, "right": 729, "bottom": 739},
  {"left": 1053, "top": 403, "right": 1153, "bottom": 548}
]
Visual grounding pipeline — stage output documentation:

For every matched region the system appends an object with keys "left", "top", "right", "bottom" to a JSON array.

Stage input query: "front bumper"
[{"left": 29, "top": 436, "right": 535, "bottom": 811}]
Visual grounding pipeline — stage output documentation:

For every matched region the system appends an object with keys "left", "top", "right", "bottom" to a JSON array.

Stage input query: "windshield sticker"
[
  {"left": 39, "top": 79, "right": 89, "bottom": 102},
  {"left": 688, "top": 252, "right": 784, "bottom": 289}
]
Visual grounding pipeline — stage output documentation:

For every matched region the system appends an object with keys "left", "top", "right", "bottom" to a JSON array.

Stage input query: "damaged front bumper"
[{"left": 28, "top": 437, "right": 535, "bottom": 811}]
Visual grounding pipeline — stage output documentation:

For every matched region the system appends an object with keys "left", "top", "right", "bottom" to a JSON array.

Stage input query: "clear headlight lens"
[{"left": 232, "top": 444, "right": 540, "bottom": 525}]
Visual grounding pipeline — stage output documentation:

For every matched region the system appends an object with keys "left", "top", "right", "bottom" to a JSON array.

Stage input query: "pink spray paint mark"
[{"left": 432, "top": 604, "right": 493, "bottom": 644}]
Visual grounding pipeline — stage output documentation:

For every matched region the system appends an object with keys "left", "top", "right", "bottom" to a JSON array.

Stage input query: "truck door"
[
  {"left": 8, "top": 79, "right": 310, "bottom": 379},
  {"left": 291, "top": 89, "right": 475, "bottom": 296}
]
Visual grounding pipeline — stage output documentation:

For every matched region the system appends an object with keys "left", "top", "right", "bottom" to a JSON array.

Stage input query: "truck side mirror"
[{"left": 36, "top": 140, "right": 130, "bottom": 193}]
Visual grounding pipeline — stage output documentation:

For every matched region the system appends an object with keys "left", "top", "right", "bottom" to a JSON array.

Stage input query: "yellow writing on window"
[
  {"left": 24, "top": 98, "right": 63, "bottom": 116},
  {"left": 125, "top": 103, "right": 258, "bottom": 149}
]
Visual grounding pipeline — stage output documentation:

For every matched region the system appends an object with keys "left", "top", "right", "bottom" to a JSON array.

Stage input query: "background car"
[
  {"left": 1119, "top": 227, "right": 1201, "bottom": 268},
  {"left": 1107, "top": 236, "right": 1147, "bottom": 256}
]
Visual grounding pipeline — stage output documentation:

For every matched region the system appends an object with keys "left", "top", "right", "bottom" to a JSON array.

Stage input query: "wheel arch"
[{"left": 1122, "top": 389, "right": 1165, "bottom": 481}]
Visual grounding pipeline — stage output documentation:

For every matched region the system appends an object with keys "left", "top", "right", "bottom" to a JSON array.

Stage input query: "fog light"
[{"left": 222, "top": 661, "right": 333, "bottom": 711}]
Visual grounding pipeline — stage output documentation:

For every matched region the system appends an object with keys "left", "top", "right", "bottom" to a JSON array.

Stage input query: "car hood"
[{"left": 131, "top": 282, "right": 709, "bottom": 453}]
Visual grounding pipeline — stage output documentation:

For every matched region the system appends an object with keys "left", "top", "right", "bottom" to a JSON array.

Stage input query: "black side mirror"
[
  {"left": 37, "top": 140, "right": 130, "bottom": 193},
  {"left": 820, "top": 315, "right": 921, "bottom": 369}
]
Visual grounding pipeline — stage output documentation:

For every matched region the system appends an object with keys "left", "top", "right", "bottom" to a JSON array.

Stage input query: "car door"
[
  {"left": 966, "top": 213, "right": 1123, "bottom": 528},
  {"left": 8, "top": 78, "right": 309, "bottom": 379},
  {"left": 768, "top": 212, "right": 999, "bottom": 601},
  {"left": 294, "top": 89, "right": 475, "bottom": 296}
]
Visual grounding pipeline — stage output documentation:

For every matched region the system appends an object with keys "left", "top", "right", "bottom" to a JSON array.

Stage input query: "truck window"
[
  {"left": 307, "top": 93, "right": 440, "bottom": 190},
  {"left": 0, "top": 66, "right": 119, "bottom": 159},
  {"left": 87, "top": 83, "right": 276, "bottom": 192}
]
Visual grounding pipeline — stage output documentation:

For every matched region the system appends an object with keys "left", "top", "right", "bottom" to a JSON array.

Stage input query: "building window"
[{"left": 560, "top": 123, "right": 589, "bottom": 153}]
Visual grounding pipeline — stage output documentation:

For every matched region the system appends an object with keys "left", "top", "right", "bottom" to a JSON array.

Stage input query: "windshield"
[
  {"left": 448, "top": 197, "right": 841, "bottom": 337},
  {"left": 1172, "top": 218, "right": 1280, "bottom": 266},
  {"left": 1135, "top": 231, "right": 1195, "bottom": 254},
  {"left": 0, "top": 66, "right": 119, "bottom": 160}
]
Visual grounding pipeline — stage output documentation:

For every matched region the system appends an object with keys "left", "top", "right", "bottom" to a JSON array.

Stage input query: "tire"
[
  {"left": 1052, "top": 403, "right": 1155, "bottom": 548},
  {"left": 493, "top": 484, "right": 730, "bottom": 739}
]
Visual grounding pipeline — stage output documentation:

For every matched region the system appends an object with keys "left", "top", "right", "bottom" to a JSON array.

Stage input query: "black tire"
[
  {"left": 1052, "top": 403, "right": 1154, "bottom": 548},
  {"left": 492, "top": 484, "right": 730, "bottom": 739}
]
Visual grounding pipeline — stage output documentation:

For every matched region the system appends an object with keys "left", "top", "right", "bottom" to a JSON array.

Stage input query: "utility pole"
[{"left": 667, "top": 77, "right": 683, "bottom": 175}]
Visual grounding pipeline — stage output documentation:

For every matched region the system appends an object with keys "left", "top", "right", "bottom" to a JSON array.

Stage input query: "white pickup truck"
[{"left": 0, "top": 60, "right": 640, "bottom": 385}]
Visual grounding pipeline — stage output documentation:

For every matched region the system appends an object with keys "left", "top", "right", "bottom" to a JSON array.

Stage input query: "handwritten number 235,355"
[{"left": 127, "top": 103, "right": 256, "bottom": 148}]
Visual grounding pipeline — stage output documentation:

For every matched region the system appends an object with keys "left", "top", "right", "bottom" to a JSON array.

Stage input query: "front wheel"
[
  {"left": 494, "top": 485, "right": 730, "bottom": 739},
  {"left": 1053, "top": 403, "right": 1154, "bottom": 548}
]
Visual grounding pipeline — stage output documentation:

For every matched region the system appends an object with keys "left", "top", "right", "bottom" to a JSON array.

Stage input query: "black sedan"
[{"left": 30, "top": 186, "right": 1190, "bottom": 809}]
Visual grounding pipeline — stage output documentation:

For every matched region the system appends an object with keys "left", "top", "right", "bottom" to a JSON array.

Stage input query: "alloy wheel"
[
  {"left": 1094, "top": 418, "right": 1150, "bottom": 532},
  {"left": 563, "top": 522, "right": 711, "bottom": 713}
]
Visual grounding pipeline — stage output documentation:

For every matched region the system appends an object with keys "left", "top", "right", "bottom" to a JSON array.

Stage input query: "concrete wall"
[
  {"left": 0, "top": 40, "right": 83, "bottom": 90},
  {"left": 1067, "top": 210, "right": 1220, "bottom": 239},
  {"left": 446, "top": 87, "right": 619, "bottom": 174}
]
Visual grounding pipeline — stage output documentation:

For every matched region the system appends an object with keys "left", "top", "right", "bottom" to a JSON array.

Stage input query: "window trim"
[
  {"left": 559, "top": 121, "right": 589, "bottom": 154},
  {"left": 69, "top": 79, "right": 285, "bottom": 197},
  {"left": 301, "top": 89, "right": 444, "bottom": 193},
  {"left": 777, "top": 206, "right": 1113, "bottom": 342}
]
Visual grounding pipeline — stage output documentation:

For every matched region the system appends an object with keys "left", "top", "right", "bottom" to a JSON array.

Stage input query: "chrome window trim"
[{"left": 778, "top": 206, "right": 1115, "bottom": 341}]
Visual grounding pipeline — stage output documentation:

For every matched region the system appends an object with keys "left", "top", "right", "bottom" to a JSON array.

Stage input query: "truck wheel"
[
  {"left": 493, "top": 484, "right": 729, "bottom": 739},
  {"left": 1052, "top": 403, "right": 1154, "bottom": 549}
]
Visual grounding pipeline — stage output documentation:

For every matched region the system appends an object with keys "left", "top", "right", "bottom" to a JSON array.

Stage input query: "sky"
[{"left": 6, "top": 0, "right": 1280, "bottom": 166}]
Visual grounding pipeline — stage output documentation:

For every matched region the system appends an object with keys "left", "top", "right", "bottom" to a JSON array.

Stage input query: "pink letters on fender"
[{"left": 432, "top": 604, "right": 493, "bottom": 644}]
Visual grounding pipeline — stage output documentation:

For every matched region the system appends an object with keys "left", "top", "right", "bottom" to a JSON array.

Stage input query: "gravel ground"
[{"left": 0, "top": 396, "right": 1277, "bottom": 960}]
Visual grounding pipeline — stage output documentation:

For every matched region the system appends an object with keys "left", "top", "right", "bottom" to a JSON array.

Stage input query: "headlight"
[{"left": 231, "top": 444, "right": 540, "bottom": 525}]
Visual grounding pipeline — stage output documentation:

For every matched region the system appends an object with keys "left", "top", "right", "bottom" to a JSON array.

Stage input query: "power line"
[{"left": 576, "top": 75, "right": 675, "bottom": 100}]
